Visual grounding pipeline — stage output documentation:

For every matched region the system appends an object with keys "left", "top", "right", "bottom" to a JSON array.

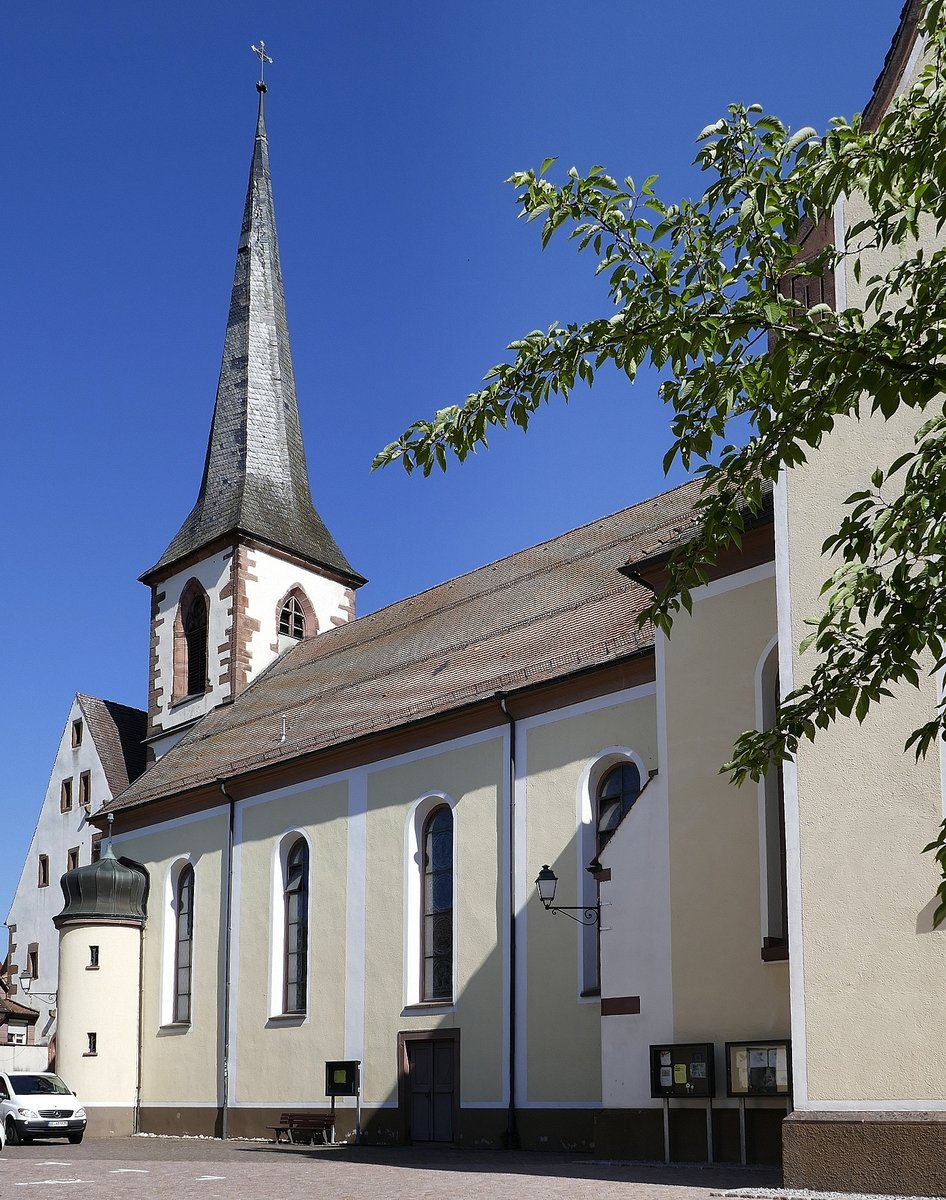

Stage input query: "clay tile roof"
[
  {"left": 107, "top": 478, "right": 716, "bottom": 813},
  {"left": 77, "top": 696, "right": 147, "bottom": 797},
  {"left": 0, "top": 997, "right": 39, "bottom": 1023}
]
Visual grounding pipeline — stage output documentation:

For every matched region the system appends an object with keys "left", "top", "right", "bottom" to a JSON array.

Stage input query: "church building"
[{"left": 14, "top": 4, "right": 946, "bottom": 1195}]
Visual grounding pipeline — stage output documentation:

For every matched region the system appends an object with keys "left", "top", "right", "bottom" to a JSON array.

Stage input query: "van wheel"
[
  {"left": 67, "top": 1133, "right": 83, "bottom": 1145},
  {"left": 6, "top": 1119, "right": 20, "bottom": 1146}
]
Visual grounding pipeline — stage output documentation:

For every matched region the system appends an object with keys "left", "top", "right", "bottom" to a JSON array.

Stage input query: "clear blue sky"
[{"left": 2, "top": 1, "right": 902, "bottom": 912}]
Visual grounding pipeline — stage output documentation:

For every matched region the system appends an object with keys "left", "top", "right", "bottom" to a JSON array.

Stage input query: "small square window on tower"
[
  {"left": 37, "top": 855, "right": 49, "bottom": 888},
  {"left": 71, "top": 719, "right": 83, "bottom": 748},
  {"left": 79, "top": 771, "right": 91, "bottom": 810},
  {"left": 60, "top": 778, "right": 73, "bottom": 813},
  {"left": 68, "top": 847, "right": 79, "bottom": 872}
]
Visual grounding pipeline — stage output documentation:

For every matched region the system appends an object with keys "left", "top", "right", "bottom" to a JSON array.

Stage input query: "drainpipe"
[
  {"left": 218, "top": 782, "right": 237, "bottom": 1140},
  {"left": 497, "top": 693, "right": 520, "bottom": 1150}
]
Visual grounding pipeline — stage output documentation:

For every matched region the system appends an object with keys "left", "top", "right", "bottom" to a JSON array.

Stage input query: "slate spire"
[{"left": 143, "top": 88, "right": 363, "bottom": 586}]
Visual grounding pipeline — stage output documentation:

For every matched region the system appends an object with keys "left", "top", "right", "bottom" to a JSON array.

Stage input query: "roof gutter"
[{"left": 218, "top": 781, "right": 237, "bottom": 1140}]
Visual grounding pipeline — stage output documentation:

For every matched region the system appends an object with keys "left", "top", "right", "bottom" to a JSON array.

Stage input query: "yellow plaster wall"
[
  {"left": 662, "top": 575, "right": 790, "bottom": 1044},
  {"left": 524, "top": 695, "right": 657, "bottom": 1103},
  {"left": 232, "top": 781, "right": 349, "bottom": 1105},
  {"left": 362, "top": 737, "right": 504, "bottom": 1108},
  {"left": 117, "top": 813, "right": 228, "bottom": 1105},
  {"left": 783, "top": 186, "right": 946, "bottom": 1102}
]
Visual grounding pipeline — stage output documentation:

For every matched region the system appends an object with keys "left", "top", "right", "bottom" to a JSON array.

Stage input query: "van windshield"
[{"left": 8, "top": 1074, "right": 71, "bottom": 1096}]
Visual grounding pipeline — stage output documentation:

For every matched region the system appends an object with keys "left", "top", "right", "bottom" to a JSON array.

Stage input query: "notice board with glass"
[
  {"left": 649, "top": 1043, "right": 715, "bottom": 1098},
  {"left": 725, "top": 1040, "right": 791, "bottom": 1097}
]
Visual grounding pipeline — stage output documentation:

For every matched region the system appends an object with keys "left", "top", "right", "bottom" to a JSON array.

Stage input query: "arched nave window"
[
  {"left": 596, "top": 762, "right": 642, "bottom": 855},
  {"left": 421, "top": 806, "right": 454, "bottom": 1003},
  {"left": 283, "top": 838, "right": 309, "bottom": 1013},
  {"left": 174, "top": 865, "right": 195, "bottom": 1023},
  {"left": 579, "top": 749, "right": 647, "bottom": 994}
]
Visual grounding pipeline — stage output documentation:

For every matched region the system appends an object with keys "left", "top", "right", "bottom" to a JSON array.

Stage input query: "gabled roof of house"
[
  {"left": 0, "top": 997, "right": 39, "bottom": 1024},
  {"left": 105, "top": 477, "right": 738, "bottom": 813},
  {"left": 78, "top": 696, "right": 147, "bottom": 797},
  {"left": 864, "top": 0, "right": 922, "bottom": 129},
  {"left": 141, "top": 91, "right": 363, "bottom": 587}
]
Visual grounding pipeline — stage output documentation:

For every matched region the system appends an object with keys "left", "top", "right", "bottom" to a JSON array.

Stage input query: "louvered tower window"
[{"left": 184, "top": 595, "right": 208, "bottom": 695}]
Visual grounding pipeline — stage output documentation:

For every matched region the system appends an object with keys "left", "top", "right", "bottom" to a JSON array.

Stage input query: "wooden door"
[{"left": 405, "top": 1038, "right": 456, "bottom": 1142}]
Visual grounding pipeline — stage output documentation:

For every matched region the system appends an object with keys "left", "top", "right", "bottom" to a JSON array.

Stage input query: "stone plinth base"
[{"left": 783, "top": 1109, "right": 946, "bottom": 1197}]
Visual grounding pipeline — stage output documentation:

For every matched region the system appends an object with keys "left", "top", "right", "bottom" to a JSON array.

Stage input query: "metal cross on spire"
[{"left": 251, "top": 41, "right": 273, "bottom": 92}]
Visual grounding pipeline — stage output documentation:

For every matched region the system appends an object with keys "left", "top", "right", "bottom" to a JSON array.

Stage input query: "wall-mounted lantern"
[{"left": 534, "top": 865, "right": 601, "bottom": 926}]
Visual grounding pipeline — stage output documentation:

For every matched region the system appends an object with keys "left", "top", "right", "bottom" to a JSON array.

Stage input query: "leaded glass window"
[
  {"left": 284, "top": 839, "right": 309, "bottom": 1013},
  {"left": 596, "top": 762, "right": 641, "bottom": 854},
  {"left": 174, "top": 865, "right": 194, "bottom": 1023},
  {"left": 422, "top": 807, "right": 453, "bottom": 1002}
]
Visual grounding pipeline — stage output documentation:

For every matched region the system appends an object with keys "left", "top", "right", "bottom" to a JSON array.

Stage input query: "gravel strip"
[{"left": 714, "top": 1189, "right": 946, "bottom": 1200}]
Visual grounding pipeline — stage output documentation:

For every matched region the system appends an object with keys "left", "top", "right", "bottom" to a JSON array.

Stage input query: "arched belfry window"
[
  {"left": 596, "top": 761, "right": 641, "bottom": 854},
  {"left": 276, "top": 586, "right": 317, "bottom": 644},
  {"left": 184, "top": 595, "right": 208, "bottom": 694},
  {"left": 174, "top": 865, "right": 194, "bottom": 1023},
  {"left": 283, "top": 838, "right": 309, "bottom": 1013},
  {"left": 279, "top": 595, "right": 305, "bottom": 639},
  {"left": 422, "top": 806, "right": 453, "bottom": 1002},
  {"left": 174, "top": 580, "right": 210, "bottom": 702}
]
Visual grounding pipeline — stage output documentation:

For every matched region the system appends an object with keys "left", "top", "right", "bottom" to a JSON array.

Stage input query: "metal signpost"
[{"left": 325, "top": 1059, "right": 361, "bottom": 1144}]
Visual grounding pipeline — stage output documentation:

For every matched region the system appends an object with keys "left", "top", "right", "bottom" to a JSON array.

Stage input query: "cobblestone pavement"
[{"left": 0, "top": 1138, "right": 782, "bottom": 1200}]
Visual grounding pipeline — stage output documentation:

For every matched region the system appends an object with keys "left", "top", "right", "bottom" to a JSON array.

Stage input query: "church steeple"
[
  {"left": 141, "top": 76, "right": 364, "bottom": 759},
  {"left": 143, "top": 87, "right": 362, "bottom": 587}
]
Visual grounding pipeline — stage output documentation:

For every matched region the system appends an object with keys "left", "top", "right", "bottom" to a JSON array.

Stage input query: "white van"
[{"left": 0, "top": 1073, "right": 87, "bottom": 1144}]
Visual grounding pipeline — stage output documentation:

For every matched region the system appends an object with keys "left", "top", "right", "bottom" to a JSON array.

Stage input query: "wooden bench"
[{"left": 269, "top": 1111, "right": 335, "bottom": 1145}]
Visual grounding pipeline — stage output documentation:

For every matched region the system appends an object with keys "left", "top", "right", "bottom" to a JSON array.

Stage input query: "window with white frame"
[
  {"left": 283, "top": 838, "right": 309, "bottom": 1013},
  {"left": 270, "top": 832, "right": 311, "bottom": 1017},
  {"left": 404, "top": 793, "right": 457, "bottom": 1008},
  {"left": 579, "top": 749, "right": 646, "bottom": 993},
  {"left": 162, "top": 858, "right": 196, "bottom": 1026}
]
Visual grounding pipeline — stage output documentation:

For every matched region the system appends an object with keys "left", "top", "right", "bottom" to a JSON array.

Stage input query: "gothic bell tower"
[{"left": 140, "top": 77, "right": 365, "bottom": 760}]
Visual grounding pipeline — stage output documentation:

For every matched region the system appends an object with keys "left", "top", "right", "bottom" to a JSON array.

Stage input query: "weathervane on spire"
[{"left": 251, "top": 41, "right": 273, "bottom": 93}]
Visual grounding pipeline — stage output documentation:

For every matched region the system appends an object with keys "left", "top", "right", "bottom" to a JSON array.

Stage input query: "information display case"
[
  {"left": 649, "top": 1042, "right": 715, "bottom": 1099},
  {"left": 325, "top": 1059, "right": 360, "bottom": 1097},
  {"left": 725, "top": 1040, "right": 791, "bottom": 1097}
]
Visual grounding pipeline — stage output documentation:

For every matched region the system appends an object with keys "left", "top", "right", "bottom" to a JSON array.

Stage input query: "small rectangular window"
[
  {"left": 89, "top": 945, "right": 99, "bottom": 969},
  {"left": 79, "top": 771, "right": 91, "bottom": 810},
  {"left": 37, "top": 855, "right": 49, "bottom": 888},
  {"left": 27, "top": 947, "right": 39, "bottom": 979},
  {"left": 71, "top": 719, "right": 83, "bottom": 748},
  {"left": 6, "top": 1024, "right": 26, "bottom": 1046},
  {"left": 86, "top": 1032, "right": 97, "bottom": 1056},
  {"left": 68, "top": 847, "right": 79, "bottom": 872},
  {"left": 60, "top": 779, "right": 73, "bottom": 813},
  {"left": 91, "top": 835, "right": 102, "bottom": 863}
]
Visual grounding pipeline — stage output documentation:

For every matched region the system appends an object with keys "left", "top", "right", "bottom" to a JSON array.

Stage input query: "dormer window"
[{"left": 278, "top": 595, "right": 305, "bottom": 639}]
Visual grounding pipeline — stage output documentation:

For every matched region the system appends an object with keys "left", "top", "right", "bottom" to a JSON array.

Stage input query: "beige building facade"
[{"left": 40, "top": 7, "right": 945, "bottom": 1194}]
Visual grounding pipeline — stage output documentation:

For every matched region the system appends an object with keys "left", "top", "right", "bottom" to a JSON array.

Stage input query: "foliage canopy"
[{"left": 374, "top": 3, "right": 946, "bottom": 921}]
